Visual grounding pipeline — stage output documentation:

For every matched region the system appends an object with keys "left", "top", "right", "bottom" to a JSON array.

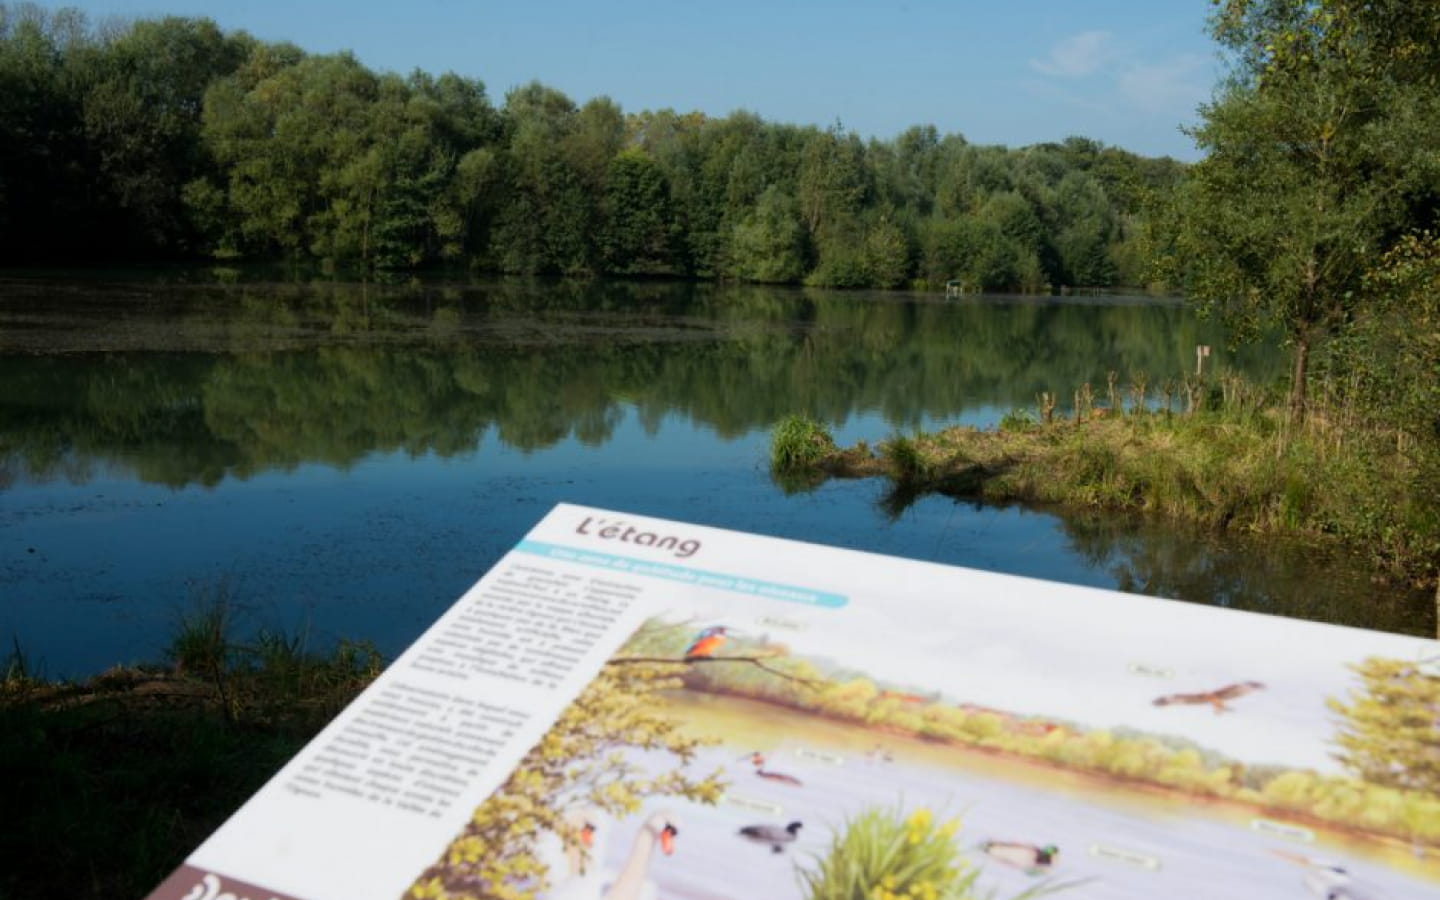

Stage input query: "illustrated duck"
[
  {"left": 738, "top": 820, "right": 803, "bottom": 853},
  {"left": 600, "top": 811, "right": 679, "bottom": 900},
  {"left": 742, "top": 750, "right": 803, "bottom": 786},
  {"left": 979, "top": 841, "right": 1059, "bottom": 875},
  {"left": 754, "top": 767, "right": 803, "bottom": 786},
  {"left": 1153, "top": 680, "right": 1264, "bottom": 713},
  {"left": 1270, "top": 850, "right": 1386, "bottom": 900}
]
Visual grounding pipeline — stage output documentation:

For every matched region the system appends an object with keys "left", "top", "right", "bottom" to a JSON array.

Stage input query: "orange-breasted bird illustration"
[
  {"left": 1153, "top": 680, "right": 1265, "bottom": 713},
  {"left": 683, "top": 626, "right": 728, "bottom": 660}
]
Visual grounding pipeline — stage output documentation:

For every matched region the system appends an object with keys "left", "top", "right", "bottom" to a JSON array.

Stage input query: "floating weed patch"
[
  {"left": 770, "top": 415, "right": 837, "bottom": 473},
  {"left": 882, "top": 433, "right": 934, "bottom": 485}
]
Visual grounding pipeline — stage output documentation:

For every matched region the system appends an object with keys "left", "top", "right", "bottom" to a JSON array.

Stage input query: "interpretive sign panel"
[{"left": 145, "top": 503, "right": 1440, "bottom": 900}]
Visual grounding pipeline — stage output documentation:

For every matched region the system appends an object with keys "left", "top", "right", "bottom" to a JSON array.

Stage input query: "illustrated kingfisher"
[{"left": 683, "top": 626, "right": 728, "bottom": 660}]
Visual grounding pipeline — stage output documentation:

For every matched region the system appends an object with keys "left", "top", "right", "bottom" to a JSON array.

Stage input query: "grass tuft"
[
  {"left": 800, "top": 805, "right": 1069, "bottom": 900},
  {"left": 1, "top": 589, "right": 387, "bottom": 900},
  {"left": 770, "top": 415, "right": 837, "bottom": 472}
]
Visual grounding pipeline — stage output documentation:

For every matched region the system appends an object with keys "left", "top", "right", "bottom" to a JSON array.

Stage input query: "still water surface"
[{"left": 1, "top": 275, "right": 1430, "bottom": 677}]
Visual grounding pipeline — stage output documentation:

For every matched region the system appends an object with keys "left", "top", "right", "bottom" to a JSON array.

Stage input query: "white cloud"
[
  {"left": 1118, "top": 53, "right": 1211, "bottom": 114},
  {"left": 1030, "top": 30, "right": 1114, "bottom": 78}
]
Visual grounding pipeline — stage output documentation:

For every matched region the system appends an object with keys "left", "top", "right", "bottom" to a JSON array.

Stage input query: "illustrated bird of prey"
[
  {"left": 1153, "top": 680, "right": 1265, "bottom": 713},
  {"left": 737, "top": 821, "right": 803, "bottom": 853},
  {"left": 683, "top": 626, "right": 728, "bottom": 660}
]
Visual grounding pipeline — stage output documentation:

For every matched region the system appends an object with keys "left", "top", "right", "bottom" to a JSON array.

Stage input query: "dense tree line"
[{"left": 0, "top": 4, "right": 1183, "bottom": 288}]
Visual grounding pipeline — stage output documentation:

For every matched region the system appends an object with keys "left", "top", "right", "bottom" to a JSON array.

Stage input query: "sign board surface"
[{"left": 146, "top": 504, "right": 1440, "bottom": 900}]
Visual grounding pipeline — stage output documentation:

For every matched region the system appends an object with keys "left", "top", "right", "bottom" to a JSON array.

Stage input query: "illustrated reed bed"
[{"left": 800, "top": 806, "right": 987, "bottom": 900}]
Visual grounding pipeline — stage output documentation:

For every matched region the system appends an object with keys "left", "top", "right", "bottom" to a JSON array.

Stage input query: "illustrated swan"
[
  {"left": 536, "top": 808, "right": 606, "bottom": 900},
  {"left": 600, "top": 811, "right": 680, "bottom": 900}
]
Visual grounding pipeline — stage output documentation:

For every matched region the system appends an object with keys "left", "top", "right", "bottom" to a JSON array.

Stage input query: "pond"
[{"left": 0, "top": 273, "right": 1430, "bottom": 678}]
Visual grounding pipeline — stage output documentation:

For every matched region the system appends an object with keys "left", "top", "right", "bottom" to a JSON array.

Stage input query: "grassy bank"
[
  {"left": 771, "top": 383, "right": 1440, "bottom": 592},
  {"left": 0, "top": 615, "right": 383, "bottom": 900}
]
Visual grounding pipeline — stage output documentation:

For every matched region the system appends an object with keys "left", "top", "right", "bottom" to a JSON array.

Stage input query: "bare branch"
[{"left": 605, "top": 655, "right": 823, "bottom": 688}]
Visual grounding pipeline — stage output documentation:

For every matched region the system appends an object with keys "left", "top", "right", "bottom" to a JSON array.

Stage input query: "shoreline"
[
  {"left": 772, "top": 409, "right": 1440, "bottom": 609},
  {"left": 670, "top": 687, "right": 1440, "bottom": 863}
]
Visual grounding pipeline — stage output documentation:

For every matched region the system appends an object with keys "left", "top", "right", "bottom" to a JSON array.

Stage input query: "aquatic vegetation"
[
  {"left": 0, "top": 615, "right": 385, "bottom": 900},
  {"left": 782, "top": 384, "right": 1439, "bottom": 589},
  {"left": 771, "top": 415, "right": 838, "bottom": 473},
  {"left": 800, "top": 806, "right": 1063, "bottom": 900}
]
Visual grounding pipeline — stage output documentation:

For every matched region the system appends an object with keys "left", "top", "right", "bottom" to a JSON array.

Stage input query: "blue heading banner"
[{"left": 514, "top": 539, "right": 848, "bottom": 608}]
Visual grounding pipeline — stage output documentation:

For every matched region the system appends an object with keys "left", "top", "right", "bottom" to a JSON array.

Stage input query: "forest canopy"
[{"left": 0, "top": 4, "right": 1184, "bottom": 288}]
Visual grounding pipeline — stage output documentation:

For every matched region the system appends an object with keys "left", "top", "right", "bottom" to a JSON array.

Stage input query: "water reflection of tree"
[
  {"left": 1056, "top": 512, "right": 1427, "bottom": 635},
  {"left": 0, "top": 280, "right": 1277, "bottom": 488}
]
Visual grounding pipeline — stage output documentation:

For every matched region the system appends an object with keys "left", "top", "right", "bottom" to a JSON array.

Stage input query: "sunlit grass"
[
  {"left": 771, "top": 415, "right": 837, "bottom": 472},
  {"left": 779, "top": 379, "right": 1438, "bottom": 584}
]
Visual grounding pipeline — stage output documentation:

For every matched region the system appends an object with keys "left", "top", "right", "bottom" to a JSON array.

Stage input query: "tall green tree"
[
  {"left": 730, "top": 185, "right": 807, "bottom": 283},
  {"left": 80, "top": 16, "right": 249, "bottom": 253},
  {"left": 1166, "top": 0, "right": 1440, "bottom": 420},
  {"left": 491, "top": 82, "right": 598, "bottom": 273},
  {"left": 0, "top": 5, "right": 94, "bottom": 259},
  {"left": 600, "top": 148, "right": 679, "bottom": 274}
]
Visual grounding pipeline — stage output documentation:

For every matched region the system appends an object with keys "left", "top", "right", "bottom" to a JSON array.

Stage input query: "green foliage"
[
  {"left": 1162, "top": 0, "right": 1440, "bottom": 419},
  {"left": 1328, "top": 656, "right": 1440, "bottom": 796},
  {"left": 998, "top": 409, "right": 1037, "bottom": 433},
  {"left": 0, "top": 618, "right": 385, "bottom": 900},
  {"left": 882, "top": 434, "right": 939, "bottom": 485},
  {"left": 601, "top": 148, "right": 681, "bottom": 273},
  {"left": 0, "top": 7, "right": 1172, "bottom": 281},
  {"left": 770, "top": 415, "right": 836, "bottom": 472},
  {"left": 2, "top": 634, "right": 38, "bottom": 695},
  {"left": 800, "top": 806, "right": 987, "bottom": 900},
  {"left": 167, "top": 580, "right": 238, "bottom": 678},
  {"left": 731, "top": 185, "right": 809, "bottom": 283},
  {"left": 407, "top": 654, "right": 726, "bottom": 900}
]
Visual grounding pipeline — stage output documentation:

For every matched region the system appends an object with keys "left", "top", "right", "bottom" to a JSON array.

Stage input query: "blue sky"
[{"left": 39, "top": 1, "right": 1224, "bottom": 159}]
